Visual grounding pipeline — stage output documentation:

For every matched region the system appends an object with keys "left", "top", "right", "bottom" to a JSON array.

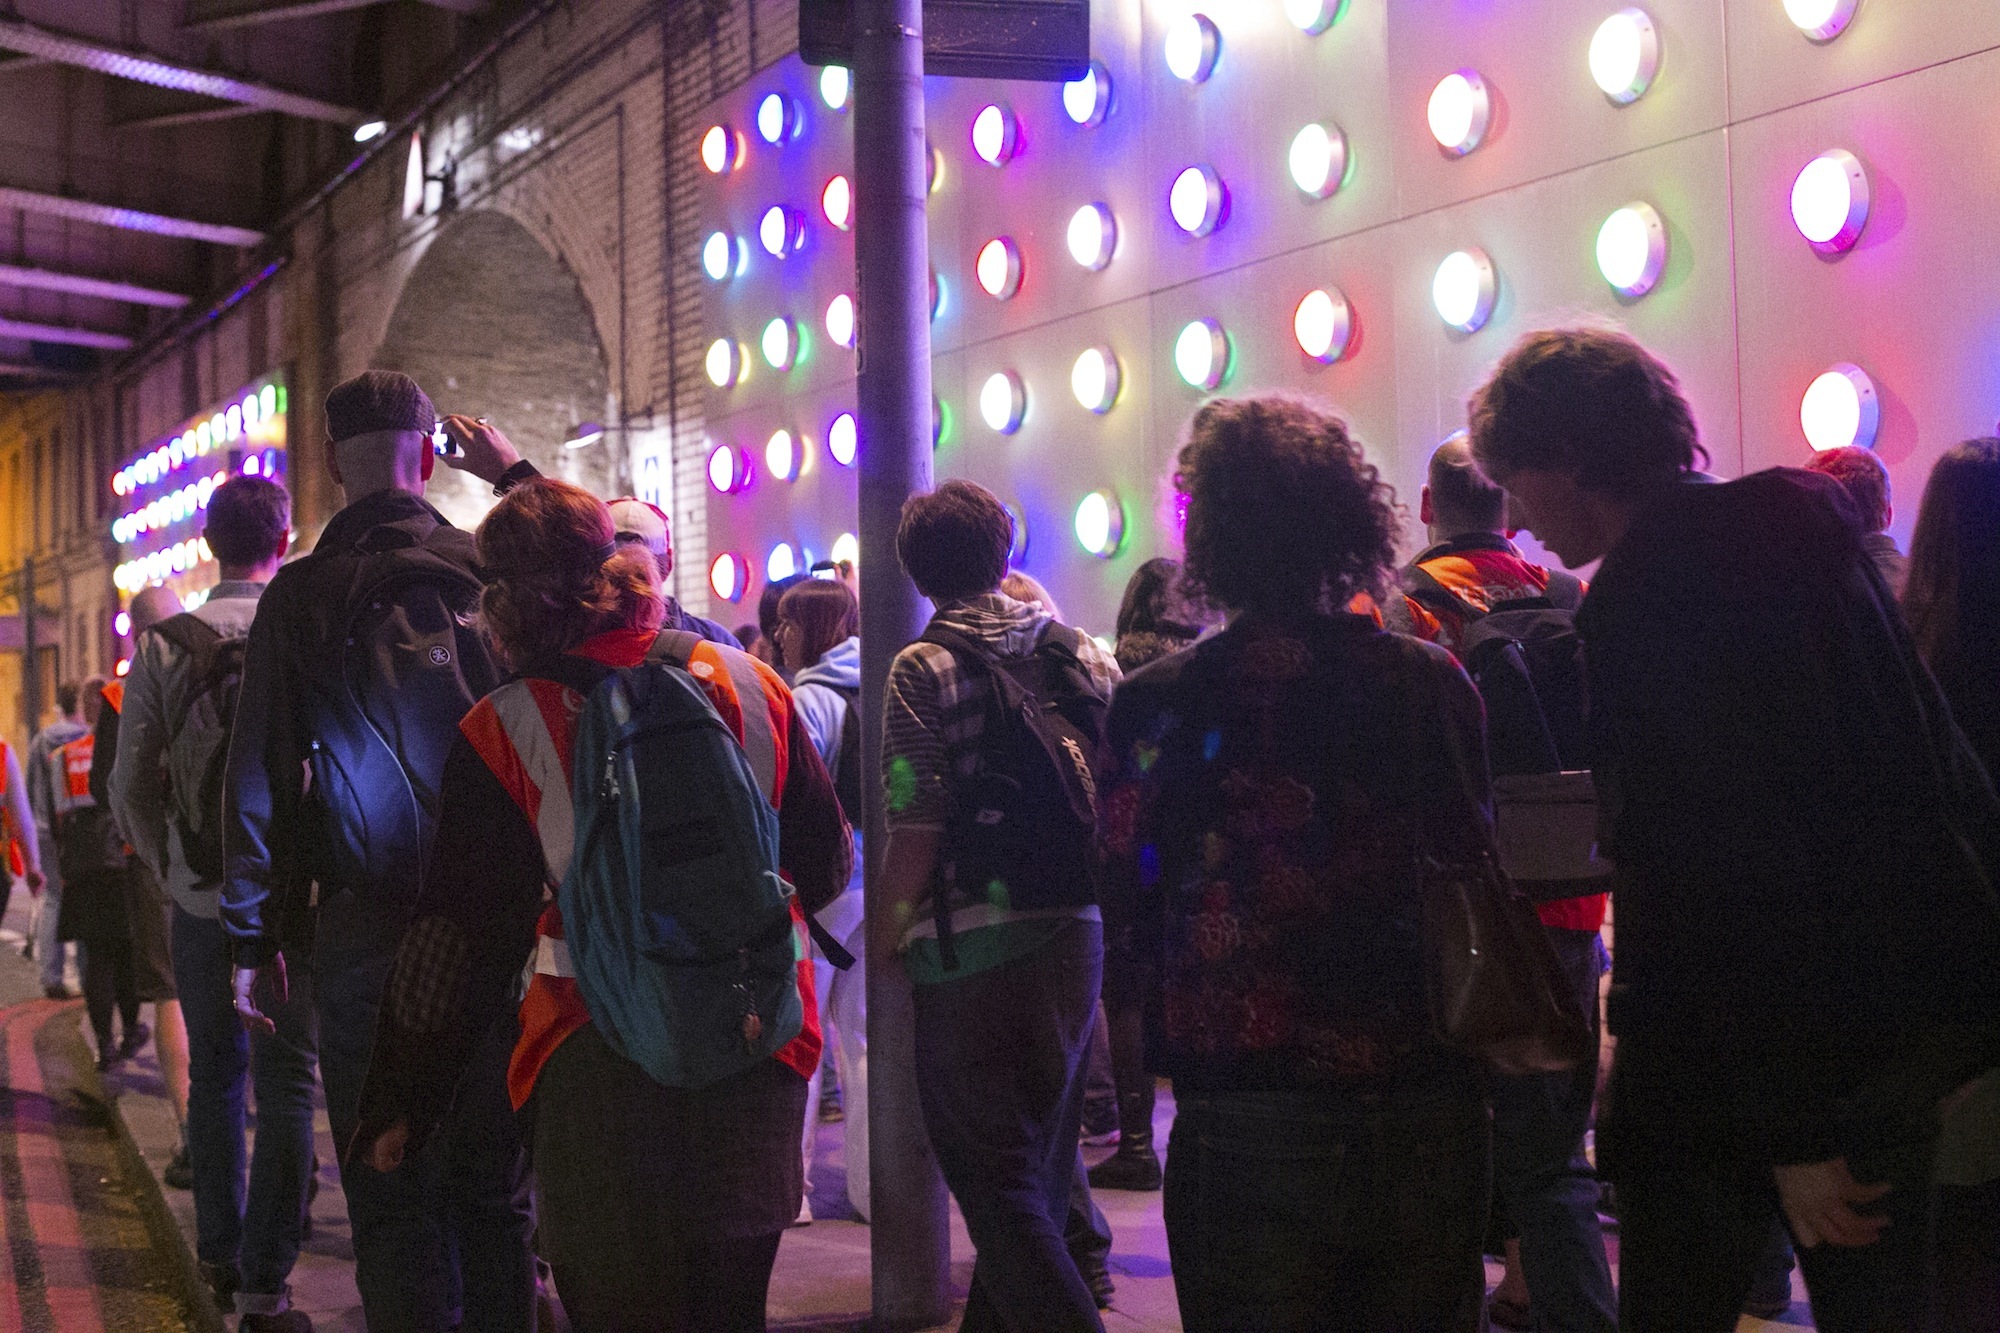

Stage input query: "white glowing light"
[
  {"left": 759, "top": 205, "right": 801, "bottom": 258},
  {"left": 1170, "top": 165, "right": 1226, "bottom": 237},
  {"left": 1596, "top": 203, "right": 1668, "bottom": 297},
  {"left": 708, "top": 444, "right": 742, "bottom": 493},
  {"left": 1293, "top": 287, "right": 1353, "bottom": 363},
  {"left": 1063, "top": 62, "right": 1113, "bottom": 127},
  {"left": 1590, "top": 9, "right": 1659, "bottom": 104},
  {"left": 706, "top": 338, "right": 742, "bottom": 388},
  {"left": 1785, "top": 0, "right": 1857, "bottom": 41},
  {"left": 1427, "top": 70, "right": 1491, "bottom": 156},
  {"left": 1801, "top": 364, "right": 1879, "bottom": 452},
  {"left": 831, "top": 532, "right": 859, "bottom": 567},
  {"left": 1071, "top": 346, "right": 1121, "bottom": 413},
  {"left": 976, "top": 237, "right": 1023, "bottom": 299},
  {"left": 353, "top": 119, "right": 387, "bottom": 143},
  {"left": 1174, "top": 319, "right": 1229, "bottom": 390},
  {"left": 980, "top": 371, "right": 1026, "bottom": 434},
  {"left": 827, "top": 412, "right": 858, "bottom": 467},
  {"left": 710, "top": 552, "right": 746, "bottom": 602},
  {"left": 761, "top": 317, "right": 797, "bottom": 371},
  {"left": 1067, "top": 203, "right": 1116, "bottom": 270},
  {"left": 766, "top": 429, "right": 799, "bottom": 481},
  {"left": 972, "top": 104, "right": 1018, "bottom": 166},
  {"left": 1285, "top": 0, "right": 1341, "bottom": 34},
  {"left": 702, "top": 231, "right": 735, "bottom": 281},
  {"left": 820, "top": 65, "right": 851, "bottom": 110},
  {"left": 1432, "top": 248, "right": 1497, "bottom": 333},
  {"left": 822, "top": 175, "right": 852, "bottom": 230},
  {"left": 1074, "top": 491, "right": 1124, "bottom": 558},
  {"left": 700, "top": 124, "right": 737, "bottom": 174},
  {"left": 1791, "top": 149, "right": 1870, "bottom": 253},
  {"left": 756, "top": 93, "right": 795, "bottom": 145},
  {"left": 825, "top": 293, "right": 856, "bottom": 349},
  {"left": 1288, "top": 122, "right": 1347, "bottom": 199},
  {"left": 767, "top": 543, "right": 799, "bottom": 582},
  {"left": 1164, "top": 13, "right": 1220, "bottom": 83}
]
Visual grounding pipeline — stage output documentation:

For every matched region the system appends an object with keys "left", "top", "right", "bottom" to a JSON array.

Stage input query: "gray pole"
[
  {"left": 853, "top": 0, "right": 951, "bottom": 1326},
  {"left": 20, "top": 558, "right": 37, "bottom": 739}
]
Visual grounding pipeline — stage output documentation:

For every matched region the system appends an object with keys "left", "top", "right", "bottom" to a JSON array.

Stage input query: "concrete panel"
[{"left": 1726, "top": 0, "right": 2000, "bottom": 124}]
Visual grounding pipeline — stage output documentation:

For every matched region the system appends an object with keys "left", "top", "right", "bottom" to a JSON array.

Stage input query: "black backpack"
[
  {"left": 151, "top": 614, "right": 249, "bottom": 882},
  {"left": 824, "top": 683, "right": 864, "bottom": 824},
  {"left": 921, "top": 622, "right": 1108, "bottom": 971}
]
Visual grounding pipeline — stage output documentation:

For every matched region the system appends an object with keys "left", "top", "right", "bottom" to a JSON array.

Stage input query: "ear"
[
  {"left": 1418, "top": 485, "right": 1434, "bottom": 527},
  {"left": 325, "top": 437, "right": 343, "bottom": 488},
  {"left": 1882, "top": 500, "right": 1893, "bottom": 530},
  {"left": 420, "top": 446, "right": 435, "bottom": 482},
  {"left": 659, "top": 548, "right": 674, "bottom": 580}
]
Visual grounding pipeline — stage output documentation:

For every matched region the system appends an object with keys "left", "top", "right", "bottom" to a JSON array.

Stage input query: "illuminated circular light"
[
  {"left": 1784, "top": 0, "right": 1857, "bottom": 41},
  {"left": 976, "top": 237, "right": 1023, "bottom": 299},
  {"left": 701, "top": 231, "right": 734, "bottom": 280},
  {"left": 820, "top": 65, "right": 851, "bottom": 110},
  {"left": 1174, "top": 319, "right": 1230, "bottom": 390},
  {"left": 933, "top": 396, "right": 949, "bottom": 448},
  {"left": 1801, "top": 364, "right": 1879, "bottom": 452},
  {"left": 1169, "top": 165, "right": 1226, "bottom": 237},
  {"left": 767, "top": 542, "right": 799, "bottom": 582},
  {"left": 1285, "top": 0, "right": 1341, "bottom": 34},
  {"left": 700, "top": 124, "right": 738, "bottom": 173},
  {"left": 1596, "top": 203, "right": 1668, "bottom": 297},
  {"left": 759, "top": 204, "right": 802, "bottom": 258},
  {"left": 1432, "top": 248, "right": 1497, "bottom": 333},
  {"left": 979, "top": 371, "right": 1027, "bottom": 434},
  {"left": 260, "top": 384, "right": 277, "bottom": 418},
  {"left": 708, "top": 443, "right": 743, "bottom": 493},
  {"left": 242, "top": 393, "right": 260, "bottom": 425},
  {"left": 1164, "top": 13, "right": 1221, "bottom": 83},
  {"left": 761, "top": 317, "right": 798, "bottom": 371},
  {"left": 705, "top": 338, "right": 743, "bottom": 387},
  {"left": 1066, "top": 203, "right": 1116, "bottom": 270},
  {"left": 756, "top": 93, "right": 797, "bottom": 145},
  {"left": 1074, "top": 491, "right": 1124, "bottom": 558},
  {"left": 1062, "top": 62, "right": 1113, "bottom": 127},
  {"left": 1427, "top": 70, "right": 1491, "bottom": 156},
  {"left": 1288, "top": 122, "right": 1347, "bottom": 199},
  {"left": 971, "top": 104, "right": 1019, "bottom": 166},
  {"left": 1590, "top": 9, "right": 1660, "bottom": 104},
  {"left": 1790, "top": 149, "right": 1870, "bottom": 254},
  {"left": 766, "top": 429, "right": 799, "bottom": 481},
  {"left": 354, "top": 119, "right": 387, "bottom": 143},
  {"left": 1004, "top": 504, "right": 1029, "bottom": 563},
  {"left": 168, "top": 438, "right": 184, "bottom": 467},
  {"left": 927, "top": 143, "right": 943, "bottom": 194},
  {"left": 1294, "top": 288, "right": 1352, "bottom": 363},
  {"left": 825, "top": 293, "right": 857, "bottom": 348},
  {"left": 931, "top": 271, "right": 949, "bottom": 322},
  {"left": 821, "top": 175, "right": 852, "bottom": 230},
  {"left": 830, "top": 532, "right": 859, "bottom": 567},
  {"left": 226, "top": 405, "right": 242, "bottom": 440},
  {"left": 1071, "top": 346, "right": 1121, "bottom": 413},
  {"left": 827, "top": 412, "right": 858, "bottom": 466},
  {"left": 114, "top": 610, "right": 131, "bottom": 637},
  {"left": 709, "top": 552, "right": 747, "bottom": 602}
]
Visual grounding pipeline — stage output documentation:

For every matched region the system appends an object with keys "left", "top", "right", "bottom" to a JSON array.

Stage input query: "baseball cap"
[
  {"left": 324, "top": 370, "right": 436, "bottom": 444},
  {"left": 608, "top": 498, "right": 671, "bottom": 560}
]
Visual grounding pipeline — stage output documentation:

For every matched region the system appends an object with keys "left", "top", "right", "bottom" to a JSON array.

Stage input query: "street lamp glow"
[
  {"left": 1427, "top": 70, "right": 1491, "bottom": 155},
  {"left": 1071, "top": 346, "right": 1121, "bottom": 413},
  {"left": 1801, "top": 364, "right": 1879, "bottom": 451},
  {"left": 1067, "top": 203, "right": 1116, "bottom": 270},
  {"left": 1785, "top": 0, "right": 1857, "bottom": 41},
  {"left": 1074, "top": 491, "right": 1124, "bottom": 558},
  {"left": 353, "top": 119, "right": 387, "bottom": 143},
  {"left": 980, "top": 371, "right": 1027, "bottom": 434},
  {"left": 1288, "top": 122, "right": 1347, "bottom": 199},
  {"left": 1170, "top": 165, "right": 1226, "bottom": 237},
  {"left": 1590, "top": 9, "right": 1659, "bottom": 104},
  {"left": 1165, "top": 13, "right": 1220, "bottom": 83},
  {"left": 1791, "top": 149, "right": 1870, "bottom": 253},
  {"left": 760, "top": 316, "right": 797, "bottom": 370},
  {"left": 827, "top": 412, "right": 858, "bottom": 466},
  {"left": 825, "top": 293, "right": 856, "bottom": 349},
  {"left": 1293, "top": 287, "right": 1353, "bottom": 363},
  {"left": 1063, "top": 62, "right": 1113, "bottom": 127},
  {"left": 976, "top": 237, "right": 1023, "bottom": 299},
  {"left": 1174, "top": 319, "right": 1229, "bottom": 390},
  {"left": 1432, "top": 248, "right": 1497, "bottom": 333},
  {"left": 972, "top": 104, "right": 1019, "bottom": 166},
  {"left": 1596, "top": 203, "right": 1668, "bottom": 297},
  {"left": 820, "top": 65, "right": 851, "bottom": 110}
]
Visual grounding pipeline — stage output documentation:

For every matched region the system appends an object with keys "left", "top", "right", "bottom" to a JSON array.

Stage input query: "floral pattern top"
[{"left": 1100, "top": 611, "right": 1494, "bottom": 1094}]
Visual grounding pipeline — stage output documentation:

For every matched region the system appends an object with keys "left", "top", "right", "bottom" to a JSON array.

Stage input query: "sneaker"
[
  {"left": 1079, "top": 1100, "right": 1121, "bottom": 1147},
  {"left": 792, "top": 1194, "right": 813, "bottom": 1227},
  {"left": 1086, "top": 1145, "right": 1162, "bottom": 1192},
  {"left": 1079, "top": 1262, "right": 1115, "bottom": 1310},
  {"left": 119, "top": 1020, "right": 152, "bottom": 1060},
  {"left": 199, "top": 1261, "right": 240, "bottom": 1308},
  {"left": 819, "top": 1088, "right": 844, "bottom": 1123},
  {"left": 164, "top": 1146, "right": 194, "bottom": 1191},
  {"left": 240, "top": 1311, "right": 313, "bottom": 1332},
  {"left": 95, "top": 1046, "right": 120, "bottom": 1073}
]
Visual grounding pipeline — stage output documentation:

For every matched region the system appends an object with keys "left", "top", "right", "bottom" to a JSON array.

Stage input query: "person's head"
[
  {"left": 475, "top": 478, "right": 663, "bottom": 670},
  {"left": 324, "top": 370, "right": 437, "bottom": 503},
  {"left": 129, "top": 585, "right": 183, "bottom": 635},
  {"left": 1175, "top": 395, "right": 1399, "bottom": 618},
  {"left": 734, "top": 623, "right": 764, "bottom": 656},
  {"left": 1804, "top": 445, "right": 1893, "bottom": 534},
  {"left": 758, "top": 573, "right": 808, "bottom": 644},
  {"left": 607, "top": 497, "right": 675, "bottom": 584},
  {"left": 1421, "top": 432, "right": 1507, "bottom": 540},
  {"left": 1114, "top": 557, "right": 1210, "bottom": 673},
  {"left": 1903, "top": 437, "right": 2000, "bottom": 685},
  {"left": 999, "top": 570, "right": 1062, "bottom": 623},
  {"left": 55, "top": 681, "right": 80, "bottom": 721},
  {"left": 79, "top": 674, "right": 108, "bottom": 727},
  {"left": 775, "top": 577, "right": 859, "bottom": 672},
  {"left": 896, "top": 480, "right": 1014, "bottom": 604},
  {"left": 1468, "top": 325, "right": 1707, "bottom": 567},
  {"left": 205, "top": 475, "right": 292, "bottom": 579}
]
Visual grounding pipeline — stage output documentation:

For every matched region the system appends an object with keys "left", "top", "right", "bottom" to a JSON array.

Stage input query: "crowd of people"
[{"left": 3, "top": 324, "right": 1996, "bottom": 1333}]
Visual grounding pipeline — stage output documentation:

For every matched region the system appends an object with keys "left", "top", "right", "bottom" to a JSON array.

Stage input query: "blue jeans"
[
  {"left": 173, "top": 906, "right": 319, "bottom": 1310},
  {"left": 1488, "top": 928, "right": 1616, "bottom": 1333},
  {"left": 34, "top": 833, "right": 71, "bottom": 990},
  {"left": 316, "top": 899, "right": 535, "bottom": 1332},
  {"left": 911, "top": 918, "right": 1107, "bottom": 1333}
]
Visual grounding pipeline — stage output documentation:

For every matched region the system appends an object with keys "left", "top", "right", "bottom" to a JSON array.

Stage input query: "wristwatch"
[{"left": 492, "top": 458, "right": 539, "bottom": 496}]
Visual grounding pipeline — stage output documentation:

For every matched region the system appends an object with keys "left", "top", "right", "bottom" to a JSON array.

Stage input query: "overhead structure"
[
  {"left": 0, "top": 263, "right": 189, "bottom": 308},
  {"left": 181, "top": 0, "right": 486, "bottom": 31},
  {"left": 0, "top": 317, "right": 134, "bottom": 350},
  {"left": 0, "top": 185, "right": 265, "bottom": 247}
]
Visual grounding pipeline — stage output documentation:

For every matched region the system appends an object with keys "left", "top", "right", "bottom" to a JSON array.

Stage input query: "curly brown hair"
[
  {"left": 1174, "top": 395, "right": 1400, "bottom": 616},
  {"left": 477, "top": 478, "right": 663, "bottom": 670}
]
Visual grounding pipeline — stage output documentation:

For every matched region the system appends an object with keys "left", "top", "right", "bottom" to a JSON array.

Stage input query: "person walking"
[
  {"left": 0, "top": 733, "right": 44, "bottom": 961},
  {"left": 57, "top": 676, "right": 144, "bottom": 1069},
  {"left": 26, "top": 683, "right": 88, "bottom": 999},
  {"left": 224, "top": 373, "right": 539, "bottom": 1333},
  {"left": 347, "top": 479, "right": 852, "bottom": 1331}
]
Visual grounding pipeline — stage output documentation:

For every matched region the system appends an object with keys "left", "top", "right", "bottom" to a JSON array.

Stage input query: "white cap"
[{"left": 607, "top": 498, "right": 670, "bottom": 560}]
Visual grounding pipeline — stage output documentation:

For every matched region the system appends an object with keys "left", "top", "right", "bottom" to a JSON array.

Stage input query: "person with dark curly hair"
[{"left": 1099, "top": 395, "right": 1496, "bottom": 1331}]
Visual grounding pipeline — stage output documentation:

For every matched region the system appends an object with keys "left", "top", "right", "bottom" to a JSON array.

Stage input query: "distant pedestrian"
[
  {"left": 607, "top": 496, "right": 741, "bottom": 648},
  {"left": 56, "top": 676, "right": 142, "bottom": 1070},
  {"left": 25, "top": 682, "right": 87, "bottom": 999}
]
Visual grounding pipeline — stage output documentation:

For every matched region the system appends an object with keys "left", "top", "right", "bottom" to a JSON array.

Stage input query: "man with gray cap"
[
  {"left": 606, "top": 496, "right": 739, "bottom": 648},
  {"left": 224, "top": 370, "right": 538, "bottom": 1332}
]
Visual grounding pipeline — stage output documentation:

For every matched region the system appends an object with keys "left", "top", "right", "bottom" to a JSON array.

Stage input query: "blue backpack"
[{"left": 555, "top": 630, "right": 803, "bottom": 1089}]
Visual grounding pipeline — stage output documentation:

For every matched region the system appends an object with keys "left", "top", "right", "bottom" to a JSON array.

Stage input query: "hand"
[
  {"left": 438, "top": 414, "right": 522, "bottom": 485},
  {"left": 23, "top": 868, "right": 43, "bottom": 897},
  {"left": 231, "top": 954, "right": 289, "bottom": 1037},
  {"left": 361, "top": 1117, "right": 410, "bottom": 1174},
  {"left": 1773, "top": 1157, "right": 1894, "bottom": 1248}
]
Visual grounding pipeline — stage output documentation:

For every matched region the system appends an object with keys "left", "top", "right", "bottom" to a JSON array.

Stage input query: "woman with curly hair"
[{"left": 1098, "top": 395, "right": 1495, "bottom": 1331}]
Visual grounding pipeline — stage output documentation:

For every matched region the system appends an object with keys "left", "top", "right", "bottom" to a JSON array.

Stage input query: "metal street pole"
[{"left": 853, "top": 0, "right": 951, "bottom": 1327}]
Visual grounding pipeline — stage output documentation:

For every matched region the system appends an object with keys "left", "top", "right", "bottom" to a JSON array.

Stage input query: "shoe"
[
  {"left": 164, "top": 1146, "right": 194, "bottom": 1191},
  {"left": 199, "top": 1261, "right": 240, "bottom": 1308},
  {"left": 42, "top": 984, "right": 73, "bottom": 1001},
  {"left": 1487, "top": 1293, "right": 1534, "bottom": 1330},
  {"left": 239, "top": 1311, "right": 313, "bottom": 1332},
  {"left": 1087, "top": 1143, "right": 1162, "bottom": 1192},
  {"left": 1079, "top": 1262, "right": 1115, "bottom": 1309},
  {"left": 792, "top": 1194, "right": 813, "bottom": 1227},
  {"left": 1079, "top": 1098, "right": 1121, "bottom": 1146},
  {"left": 819, "top": 1088, "right": 844, "bottom": 1123},
  {"left": 119, "top": 1020, "right": 152, "bottom": 1059},
  {"left": 95, "top": 1045, "right": 120, "bottom": 1073}
]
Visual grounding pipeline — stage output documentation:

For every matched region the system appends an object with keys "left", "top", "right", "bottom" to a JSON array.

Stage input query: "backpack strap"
[
  {"left": 645, "top": 628, "right": 706, "bottom": 671},
  {"left": 1541, "top": 569, "right": 1585, "bottom": 612},
  {"left": 1404, "top": 564, "right": 1483, "bottom": 624}
]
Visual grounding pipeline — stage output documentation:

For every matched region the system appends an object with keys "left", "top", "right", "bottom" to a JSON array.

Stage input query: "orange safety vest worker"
[{"left": 0, "top": 741, "right": 23, "bottom": 878}]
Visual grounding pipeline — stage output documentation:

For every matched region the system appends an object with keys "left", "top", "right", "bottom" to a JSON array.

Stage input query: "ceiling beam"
[
  {"left": 111, "top": 102, "right": 266, "bottom": 132},
  {"left": 181, "top": 0, "right": 484, "bottom": 30},
  {"left": 0, "top": 360, "right": 80, "bottom": 380},
  {"left": 0, "top": 184, "right": 265, "bottom": 247},
  {"left": 0, "top": 53, "right": 48, "bottom": 73},
  {"left": 0, "top": 317, "right": 133, "bottom": 351},
  {"left": 0, "top": 15, "right": 370, "bottom": 125},
  {"left": 0, "top": 263, "right": 189, "bottom": 309}
]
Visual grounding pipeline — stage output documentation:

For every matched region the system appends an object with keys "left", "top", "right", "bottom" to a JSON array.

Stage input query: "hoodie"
[{"left": 793, "top": 634, "right": 861, "bottom": 774}]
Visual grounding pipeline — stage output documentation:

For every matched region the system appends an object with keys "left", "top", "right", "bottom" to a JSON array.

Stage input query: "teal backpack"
[{"left": 554, "top": 631, "right": 803, "bottom": 1089}]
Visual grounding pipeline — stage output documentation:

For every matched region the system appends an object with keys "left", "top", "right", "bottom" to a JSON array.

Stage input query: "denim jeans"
[
  {"left": 1488, "top": 928, "right": 1616, "bottom": 1333},
  {"left": 34, "top": 832, "right": 71, "bottom": 990},
  {"left": 316, "top": 899, "right": 535, "bottom": 1332},
  {"left": 1165, "top": 1072, "right": 1491, "bottom": 1333},
  {"left": 911, "top": 918, "right": 1106, "bottom": 1333},
  {"left": 172, "top": 906, "right": 318, "bottom": 1311}
]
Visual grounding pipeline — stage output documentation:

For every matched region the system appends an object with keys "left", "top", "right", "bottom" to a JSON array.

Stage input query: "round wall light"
[
  {"left": 705, "top": 338, "right": 744, "bottom": 387},
  {"left": 1784, "top": 0, "right": 1857, "bottom": 41},
  {"left": 767, "top": 543, "right": 800, "bottom": 582},
  {"left": 822, "top": 175, "right": 852, "bottom": 230},
  {"left": 1791, "top": 149, "right": 1869, "bottom": 254},
  {"left": 1174, "top": 318, "right": 1230, "bottom": 390},
  {"left": 1288, "top": 122, "right": 1348, "bottom": 199},
  {"left": 831, "top": 532, "right": 859, "bottom": 567},
  {"left": 708, "top": 443, "right": 749, "bottom": 493},
  {"left": 820, "top": 65, "right": 851, "bottom": 110},
  {"left": 972, "top": 104, "right": 1020, "bottom": 166},
  {"left": 700, "top": 124, "right": 740, "bottom": 174},
  {"left": 1294, "top": 287, "right": 1353, "bottom": 363},
  {"left": 1596, "top": 202, "right": 1668, "bottom": 297},
  {"left": 765, "top": 428, "right": 800, "bottom": 482},
  {"left": 1071, "top": 346, "right": 1122, "bottom": 413},
  {"left": 1801, "top": 363, "right": 1879, "bottom": 452},
  {"left": 825, "top": 293, "right": 856, "bottom": 349},
  {"left": 1170, "top": 165, "right": 1227, "bottom": 237},
  {"left": 976, "top": 237, "right": 1023, "bottom": 299},
  {"left": 980, "top": 371, "right": 1027, "bottom": 434},
  {"left": 1427, "top": 70, "right": 1491, "bottom": 156},
  {"left": 1432, "top": 248, "right": 1497, "bottom": 333},
  {"left": 1063, "top": 61, "right": 1113, "bottom": 127},
  {"left": 1074, "top": 491, "right": 1125, "bottom": 558},
  {"left": 1590, "top": 9, "right": 1660, "bottom": 104},
  {"left": 755, "top": 93, "right": 798, "bottom": 145},
  {"left": 701, "top": 231, "right": 733, "bottom": 281},
  {"left": 1067, "top": 203, "right": 1117, "bottom": 269},
  {"left": 1164, "top": 13, "right": 1221, "bottom": 83},
  {"left": 761, "top": 316, "right": 798, "bottom": 370},
  {"left": 827, "top": 412, "right": 859, "bottom": 466},
  {"left": 710, "top": 552, "right": 748, "bottom": 602},
  {"left": 1285, "top": 0, "right": 1342, "bottom": 35},
  {"left": 759, "top": 204, "right": 804, "bottom": 258}
]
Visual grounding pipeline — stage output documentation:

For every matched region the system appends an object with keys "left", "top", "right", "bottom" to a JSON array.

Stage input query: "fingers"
[
  {"left": 236, "top": 1005, "right": 276, "bottom": 1037},
  {"left": 1814, "top": 1201, "right": 1890, "bottom": 1248},
  {"left": 271, "top": 955, "right": 289, "bottom": 1005}
]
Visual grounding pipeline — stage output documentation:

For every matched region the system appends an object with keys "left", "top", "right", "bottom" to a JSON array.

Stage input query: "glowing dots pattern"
[
  {"left": 759, "top": 205, "right": 803, "bottom": 258},
  {"left": 827, "top": 412, "right": 859, "bottom": 467},
  {"left": 768, "top": 543, "right": 800, "bottom": 582},
  {"left": 766, "top": 429, "right": 799, "bottom": 482},
  {"left": 1288, "top": 122, "right": 1347, "bottom": 199},
  {"left": 1067, "top": 203, "right": 1117, "bottom": 270},
  {"left": 706, "top": 338, "right": 743, "bottom": 388},
  {"left": 1074, "top": 491, "right": 1125, "bottom": 558},
  {"left": 825, "top": 293, "right": 856, "bottom": 349},
  {"left": 1791, "top": 149, "right": 1870, "bottom": 254},
  {"left": 1785, "top": 0, "right": 1857, "bottom": 42},
  {"left": 702, "top": 231, "right": 737, "bottom": 281},
  {"left": 1071, "top": 346, "right": 1122, "bottom": 413},
  {"left": 980, "top": 371, "right": 1027, "bottom": 434},
  {"left": 1596, "top": 203, "right": 1667, "bottom": 297},
  {"left": 1170, "top": 165, "right": 1227, "bottom": 237},
  {"left": 1801, "top": 364, "right": 1879, "bottom": 452},
  {"left": 710, "top": 552, "right": 748, "bottom": 602},
  {"left": 756, "top": 93, "right": 798, "bottom": 145},
  {"left": 1589, "top": 9, "right": 1659, "bottom": 105},
  {"left": 760, "top": 317, "right": 797, "bottom": 371},
  {"left": 976, "top": 237, "right": 1023, "bottom": 299},
  {"left": 1433, "top": 248, "right": 1497, "bottom": 333},
  {"left": 1174, "top": 319, "right": 1230, "bottom": 390},
  {"left": 1293, "top": 288, "right": 1353, "bottom": 363},
  {"left": 1428, "top": 71, "right": 1491, "bottom": 156},
  {"left": 708, "top": 443, "right": 750, "bottom": 493},
  {"left": 972, "top": 105, "right": 1019, "bottom": 166},
  {"left": 1164, "top": 14, "right": 1220, "bottom": 84},
  {"left": 822, "top": 175, "right": 852, "bottom": 230},
  {"left": 820, "top": 65, "right": 851, "bottom": 110},
  {"left": 1063, "top": 62, "right": 1113, "bottom": 128},
  {"left": 1285, "top": 0, "right": 1341, "bottom": 35},
  {"left": 700, "top": 124, "right": 739, "bottom": 174}
]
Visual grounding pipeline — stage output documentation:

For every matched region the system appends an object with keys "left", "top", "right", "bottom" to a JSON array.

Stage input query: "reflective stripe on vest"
[{"left": 58, "top": 736, "right": 95, "bottom": 809}]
